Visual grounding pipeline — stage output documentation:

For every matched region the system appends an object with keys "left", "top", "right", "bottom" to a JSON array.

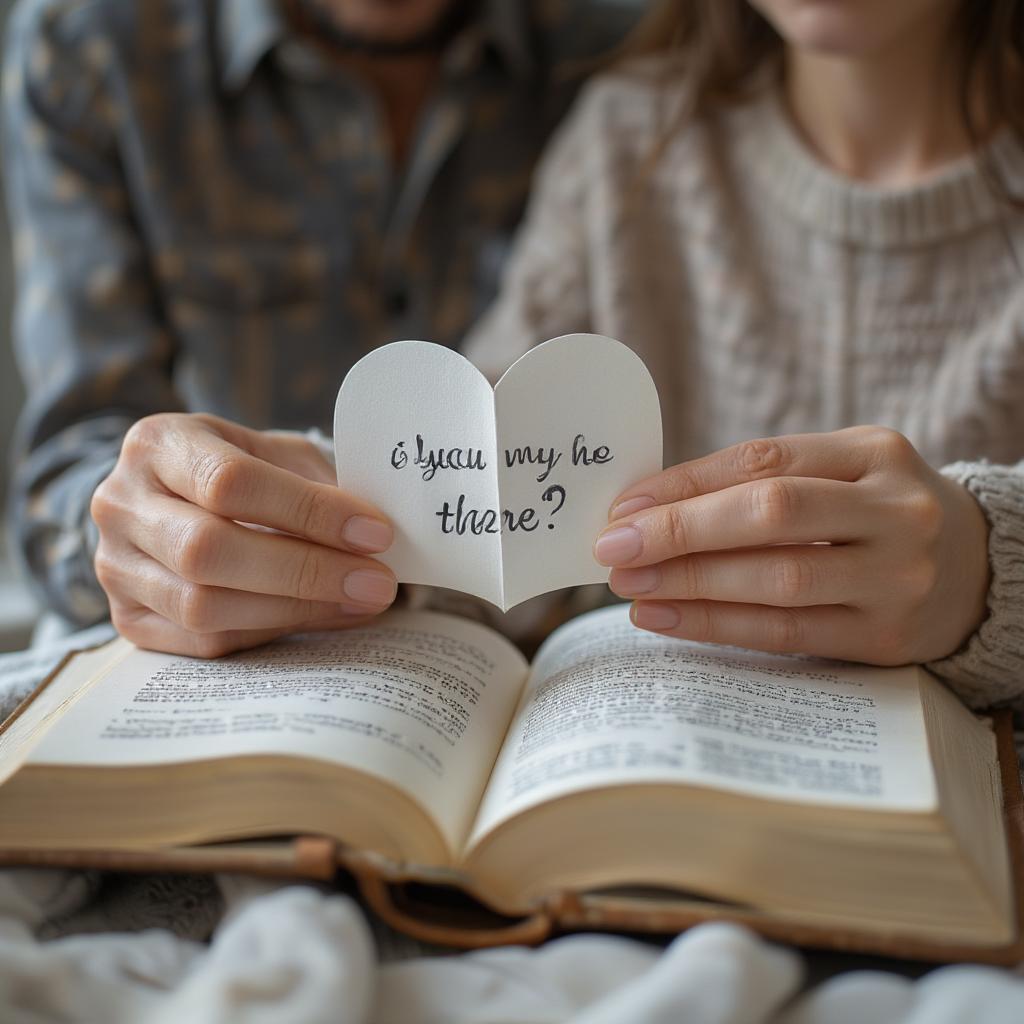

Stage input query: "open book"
[{"left": 0, "top": 606, "right": 1019, "bottom": 959}]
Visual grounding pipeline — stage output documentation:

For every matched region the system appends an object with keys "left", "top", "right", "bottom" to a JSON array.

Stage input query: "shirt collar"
[
  {"left": 218, "top": 0, "right": 285, "bottom": 93},
  {"left": 217, "top": 0, "right": 536, "bottom": 94},
  {"left": 477, "top": 0, "right": 536, "bottom": 80}
]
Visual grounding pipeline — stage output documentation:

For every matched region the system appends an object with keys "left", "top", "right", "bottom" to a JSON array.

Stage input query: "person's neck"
[
  {"left": 337, "top": 52, "right": 443, "bottom": 166},
  {"left": 784, "top": 28, "right": 988, "bottom": 186},
  {"left": 283, "top": 2, "right": 445, "bottom": 167}
]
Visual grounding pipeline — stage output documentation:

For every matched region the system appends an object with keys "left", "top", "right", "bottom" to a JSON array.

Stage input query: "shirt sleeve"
[
  {"left": 3, "top": 2, "right": 183, "bottom": 626},
  {"left": 927, "top": 461, "right": 1024, "bottom": 711}
]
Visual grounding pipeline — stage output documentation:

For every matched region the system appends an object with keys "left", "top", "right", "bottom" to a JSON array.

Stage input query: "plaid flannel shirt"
[{"left": 2, "top": 0, "right": 635, "bottom": 624}]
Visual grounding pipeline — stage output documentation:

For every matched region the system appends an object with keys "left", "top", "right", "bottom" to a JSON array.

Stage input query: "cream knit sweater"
[{"left": 464, "top": 66, "right": 1024, "bottom": 710}]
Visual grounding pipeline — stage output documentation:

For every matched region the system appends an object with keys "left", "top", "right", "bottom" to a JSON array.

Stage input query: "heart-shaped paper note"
[{"left": 334, "top": 334, "right": 662, "bottom": 610}]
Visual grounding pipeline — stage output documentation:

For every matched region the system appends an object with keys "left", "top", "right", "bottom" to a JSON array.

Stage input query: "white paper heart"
[{"left": 334, "top": 334, "right": 663, "bottom": 610}]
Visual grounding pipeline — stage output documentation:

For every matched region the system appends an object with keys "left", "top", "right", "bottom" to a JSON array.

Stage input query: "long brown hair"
[{"left": 620, "top": 1, "right": 1024, "bottom": 202}]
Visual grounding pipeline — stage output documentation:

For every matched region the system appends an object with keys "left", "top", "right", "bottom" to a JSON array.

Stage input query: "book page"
[
  {"left": 28, "top": 612, "right": 527, "bottom": 854},
  {"left": 0, "top": 623, "right": 116, "bottom": 715},
  {"left": 494, "top": 334, "right": 663, "bottom": 609},
  {"left": 0, "top": 638, "right": 129, "bottom": 785},
  {"left": 469, "top": 605, "right": 936, "bottom": 847}
]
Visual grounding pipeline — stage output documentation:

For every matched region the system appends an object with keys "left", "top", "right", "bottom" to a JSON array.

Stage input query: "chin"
[
  {"left": 322, "top": 0, "right": 455, "bottom": 44},
  {"left": 748, "top": 0, "right": 956, "bottom": 59}
]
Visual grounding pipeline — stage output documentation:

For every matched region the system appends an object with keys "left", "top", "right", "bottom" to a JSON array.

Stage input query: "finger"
[
  {"left": 100, "top": 546, "right": 369, "bottom": 633},
  {"left": 111, "top": 601, "right": 375, "bottom": 659},
  {"left": 121, "top": 493, "right": 398, "bottom": 610},
  {"left": 202, "top": 417, "right": 337, "bottom": 486},
  {"left": 609, "top": 428, "right": 884, "bottom": 519},
  {"left": 629, "top": 599, "right": 868, "bottom": 660},
  {"left": 129, "top": 416, "right": 391, "bottom": 554},
  {"left": 609, "top": 544, "right": 868, "bottom": 608},
  {"left": 596, "top": 477, "right": 871, "bottom": 568}
]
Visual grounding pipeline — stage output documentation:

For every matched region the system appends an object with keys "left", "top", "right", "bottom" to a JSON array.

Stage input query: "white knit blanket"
[
  {"left": 1, "top": 867, "right": 1024, "bottom": 1024},
  {"left": 2, "top": 632, "right": 1024, "bottom": 1023}
]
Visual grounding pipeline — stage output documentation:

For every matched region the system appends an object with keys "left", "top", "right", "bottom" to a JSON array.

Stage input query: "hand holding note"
[
  {"left": 334, "top": 335, "right": 663, "bottom": 610},
  {"left": 91, "top": 413, "right": 398, "bottom": 657},
  {"left": 601, "top": 426, "right": 991, "bottom": 665}
]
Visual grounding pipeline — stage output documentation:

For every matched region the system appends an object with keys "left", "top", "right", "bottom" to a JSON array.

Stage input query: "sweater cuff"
[{"left": 926, "top": 461, "right": 1024, "bottom": 710}]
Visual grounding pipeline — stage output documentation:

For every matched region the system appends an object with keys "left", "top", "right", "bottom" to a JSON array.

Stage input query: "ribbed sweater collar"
[{"left": 729, "top": 87, "right": 1024, "bottom": 248}]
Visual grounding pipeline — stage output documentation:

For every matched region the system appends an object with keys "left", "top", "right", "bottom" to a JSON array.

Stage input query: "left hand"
[{"left": 595, "top": 426, "right": 990, "bottom": 665}]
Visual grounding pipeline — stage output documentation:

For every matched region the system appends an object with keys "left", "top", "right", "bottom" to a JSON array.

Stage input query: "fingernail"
[
  {"left": 594, "top": 525, "right": 643, "bottom": 566},
  {"left": 343, "top": 569, "right": 396, "bottom": 607},
  {"left": 609, "top": 495, "right": 656, "bottom": 520},
  {"left": 343, "top": 516, "right": 393, "bottom": 553},
  {"left": 610, "top": 566, "right": 661, "bottom": 595},
  {"left": 631, "top": 602, "right": 680, "bottom": 631}
]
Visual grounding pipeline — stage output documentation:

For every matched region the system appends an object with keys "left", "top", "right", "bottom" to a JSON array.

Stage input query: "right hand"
[{"left": 91, "top": 413, "right": 397, "bottom": 657}]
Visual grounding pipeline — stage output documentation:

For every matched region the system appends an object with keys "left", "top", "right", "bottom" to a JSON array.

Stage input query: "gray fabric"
[{"left": 931, "top": 463, "right": 1024, "bottom": 708}]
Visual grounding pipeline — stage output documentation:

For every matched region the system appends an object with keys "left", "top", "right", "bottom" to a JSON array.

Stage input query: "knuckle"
[
  {"left": 772, "top": 554, "right": 813, "bottom": 605},
  {"left": 293, "top": 598, "right": 322, "bottom": 622},
  {"left": 93, "top": 545, "right": 121, "bottom": 591},
  {"left": 172, "top": 517, "right": 222, "bottom": 582},
  {"left": 121, "top": 414, "right": 172, "bottom": 460},
  {"left": 663, "top": 465, "right": 702, "bottom": 501},
  {"left": 750, "top": 478, "right": 795, "bottom": 530},
  {"left": 904, "top": 489, "right": 944, "bottom": 542},
  {"left": 294, "top": 547, "right": 326, "bottom": 598},
  {"left": 191, "top": 633, "right": 235, "bottom": 659},
  {"left": 736, "top": 437, "right": 787, "bottom": 477},
  {"left": 871, "top": 426, "right": 917, "bottom": 465},
  {"left": 903, "top": 559, "right": 939, "bottom": 605},
  {"left": 677, "top": 557, "right": 706, "bottom": 597},
  {"left": 683, "top": 601, "right": 716, "bottom": 643},
  {"left": 846, "top": 424, "right": 880, "bottom": 445},
  {"left": 194, "top": 453, "right": 248, "bottom": 513},
  {"left": 663, "top": 504, "right": 692, "bottom": 555},
  {"left": 109, "top": 601, "right": 143, "bottom": 641},
  {"left": 766, "top": 608, "right": 804, "bottom": 651},
  {"left": 175, "top": 582, "right": 216, "bottom": 633},
  {"left": 108, "top": 606, "right": 134, "bottom": 639},
  {"left": 292, "top": 485, "right": 332, "bottom": 540},
  {"left": 89, "top": 478, "right": 118, "bottom": 530}
]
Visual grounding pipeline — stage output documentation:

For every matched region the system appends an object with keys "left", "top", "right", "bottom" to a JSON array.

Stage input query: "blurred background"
[{"left": 0, "top": 0, "right": 33, "bottom": 652}]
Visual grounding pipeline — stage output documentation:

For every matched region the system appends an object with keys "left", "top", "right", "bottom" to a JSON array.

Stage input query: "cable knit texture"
[
  {"left": 464, "top": 64, "right": 1024, "bottom": 710},
  {"left": 933, "top": 463, "right": 1024, "bottom": 706}
]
